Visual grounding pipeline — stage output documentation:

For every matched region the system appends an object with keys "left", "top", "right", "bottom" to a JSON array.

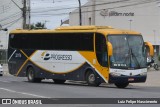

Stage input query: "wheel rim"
[{"left": 88, "top": 74, "right": 95, "bottom": 83}]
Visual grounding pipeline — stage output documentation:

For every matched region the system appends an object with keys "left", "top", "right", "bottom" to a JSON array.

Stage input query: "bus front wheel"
[
  {"left": 27, "top": 67, "right": 41, "bottom": 83},
  {"left": 114, "top": 82, "right": 129, "bottom": 88},
  {"left": 53, "top": 79, "right": 66, "bottom": 84},
  {"left": 86, "top": 71, "right": 101, "bottom": 86}
]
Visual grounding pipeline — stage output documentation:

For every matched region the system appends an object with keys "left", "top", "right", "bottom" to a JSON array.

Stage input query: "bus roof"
[
  {"left": 10, "top": 26, "right": 141, "bottom": 35},
  {"left": 55, "top": 26, "right": 113, "bottom": 30}
]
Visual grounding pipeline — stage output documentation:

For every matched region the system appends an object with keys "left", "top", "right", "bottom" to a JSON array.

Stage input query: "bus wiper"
[{"left": 130, "top": 48, "right": 140, "bottom": 68}]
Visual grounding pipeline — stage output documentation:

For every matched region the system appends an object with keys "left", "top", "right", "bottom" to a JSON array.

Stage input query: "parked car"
[{"left": 0, "top": 64, "right": 3, "bottom": 76}]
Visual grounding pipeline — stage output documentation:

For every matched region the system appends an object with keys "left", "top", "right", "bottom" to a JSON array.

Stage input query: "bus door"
[{"left": 95, "top": 33, "right": 109, "bottom": 81}]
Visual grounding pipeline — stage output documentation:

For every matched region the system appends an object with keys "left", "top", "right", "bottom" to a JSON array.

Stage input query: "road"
[{"left": 0, "top": 71, "right": 160, "bottom": 107}]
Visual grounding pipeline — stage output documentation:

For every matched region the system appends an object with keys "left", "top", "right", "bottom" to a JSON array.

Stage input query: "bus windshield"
[{"left": 108, "top": 34, "right": 147, "bottom": 69}]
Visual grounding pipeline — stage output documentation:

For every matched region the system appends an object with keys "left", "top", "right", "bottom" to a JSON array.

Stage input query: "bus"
[{"left": 8, "top": 26, "right": 154, "bottom": 88}]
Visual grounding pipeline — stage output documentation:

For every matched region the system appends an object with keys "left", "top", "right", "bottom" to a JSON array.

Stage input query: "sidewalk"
[
  {"left": 131, "top": 70, "right": 160, "bottom": 87},
  {"left": 2, "top": 64, "right": 9, "bottom": 75}
]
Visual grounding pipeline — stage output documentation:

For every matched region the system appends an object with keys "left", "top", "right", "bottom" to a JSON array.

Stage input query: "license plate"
[{"left": 128, "top": 78, "right": 134, "bottom": 81}]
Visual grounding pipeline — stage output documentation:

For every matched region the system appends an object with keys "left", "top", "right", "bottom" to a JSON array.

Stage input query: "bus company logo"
[
  {"left": 41, "top": 51, "right": 51, "bottom": 60},
  {"left": 41, "top": 51, "right": 72, "bottom": 61}
]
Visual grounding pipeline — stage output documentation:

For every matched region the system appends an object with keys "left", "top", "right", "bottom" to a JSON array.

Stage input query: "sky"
[{"left": 31, "top": 0, "right": 88, "bottom": 29}]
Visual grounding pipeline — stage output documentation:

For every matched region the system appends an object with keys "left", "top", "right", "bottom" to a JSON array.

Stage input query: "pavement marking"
[
  {"left": 0, "top": 88, "right": 16, "bottom": 93},
  {"left": 0, "top": 87, "right": 49, "bottom": 98},
  {"left": 0, "top": 80, "right": 11, "bottom": 83}
]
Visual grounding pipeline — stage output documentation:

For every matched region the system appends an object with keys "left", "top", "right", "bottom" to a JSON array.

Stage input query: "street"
[
  {"left": 0, "top": 70, "right": 160, "bottom": 107},
  {"left": 0, "top": 73, "right": 160, "bottom": 98}
]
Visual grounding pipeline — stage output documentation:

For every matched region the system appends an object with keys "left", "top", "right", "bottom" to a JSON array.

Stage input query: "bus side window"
[{"left": 95, "top": 33, "right": 108, "bottom": 67}]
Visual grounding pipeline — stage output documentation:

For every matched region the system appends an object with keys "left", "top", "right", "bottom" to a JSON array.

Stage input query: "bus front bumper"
[{"left": 109, "top": 74, "right": 147, "bottom": 83}]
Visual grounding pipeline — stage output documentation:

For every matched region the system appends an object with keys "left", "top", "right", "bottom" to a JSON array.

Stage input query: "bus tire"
[
  {"left": 0, "top": 74, "right": 3, "bottom": 76},
  {"left": 27, "top": 67, "right": 41, "bottom": 83},
  {"left": 53, "top": 79, "right": 66, "bottom": 84},
  {"left": 114, "top": 82, "right": 129, "bottom": 88},
  {"left": 86, "top": 70, "right": 101, "bottom": 86}
]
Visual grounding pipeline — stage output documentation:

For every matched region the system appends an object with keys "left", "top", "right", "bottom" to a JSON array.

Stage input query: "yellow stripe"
[
  {"left": 16, "top": 59, "right": 29, "bottom": 76},
  {"left": 20, "top": 50, "right": 29, "bottom": 58},
  {"left": 16, "top": 50, "right": 37, "bottom": 76},
  {"left": 29, "top": 50, "right": 38, "bottom": 59}
]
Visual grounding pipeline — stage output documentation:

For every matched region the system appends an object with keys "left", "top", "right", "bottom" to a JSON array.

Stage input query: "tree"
[
  {"left": 29, "top": 22, "right": 46, "bottom": 29},
  {"left": 35, "top": 22, "right": 45, "bottom": 29}
]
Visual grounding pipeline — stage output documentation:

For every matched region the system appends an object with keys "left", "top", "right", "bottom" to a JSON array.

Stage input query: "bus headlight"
[
  {"left": 110, "top": 72, "right": 121, "bottom": 77},
  {"left": 139, "top": 72, "right": 147, "bottom": 76}
]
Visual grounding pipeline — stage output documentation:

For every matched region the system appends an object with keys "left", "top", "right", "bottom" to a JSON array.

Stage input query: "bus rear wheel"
[
  {"left": 27, "top": 67, "right": 41, "bottom": 83},
  {"left": 53, "top": 79, "right": 66, "bottom": 84},
  {"left": 86, "top": 71, "right": 101, "bottom": 86},
  {"left": 114, "top": 82, "right": 129, "bottom": 88}
]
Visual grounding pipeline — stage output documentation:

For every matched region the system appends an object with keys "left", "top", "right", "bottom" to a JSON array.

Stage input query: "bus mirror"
[
  {"left": 145, "top": 42, "right": 154, "bottom": 56},
  {"left": 107, "top": 42, "right": 113, "bottom": 56}
]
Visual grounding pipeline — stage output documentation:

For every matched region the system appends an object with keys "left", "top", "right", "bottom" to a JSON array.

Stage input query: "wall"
[{"left": 69, "top": 0, "right": 160, "bottom": 45}]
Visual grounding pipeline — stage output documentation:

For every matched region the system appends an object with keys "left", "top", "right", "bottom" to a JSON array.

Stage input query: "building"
[
  {"left": 0, "top": 0, "right": 30, "bottom": 63},
  {"left": 69, "top": 0, "right": 160, "bottom": 56}
]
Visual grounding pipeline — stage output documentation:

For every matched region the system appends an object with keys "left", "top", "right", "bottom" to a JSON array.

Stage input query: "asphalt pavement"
[{"left": 0, "top": 65, "right": 160, "bottom": 107}]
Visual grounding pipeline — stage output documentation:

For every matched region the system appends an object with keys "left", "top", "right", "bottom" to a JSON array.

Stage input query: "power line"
[
  {"left": 11, "top": 0, "right": 28, "bottom": 29},
  {"left": 0, "top": 11, "right": 21, "bottom": 22},
  {"left": 5, "top": 17, "right": 23, "bottom": 28},
  {"left": 0, "top": 1, "right": 12, "bottom": 13},
  {"left": 2, "top": 16, "right": 22, "bottom": 27},
  {"left": 31, "top": 0, "right": 157, "bottom": 16},
  {"left": 11, "top": 0, "right": 23, "bottom": 11},
  {"left": 31, "top": 0, "right": 130, "bottom": 13},
  {"left": 31, "top": 0, "right": 84, "bottom": 10},
  {"left": 32, "top": 0, "right": 81, "bottom": 3}
]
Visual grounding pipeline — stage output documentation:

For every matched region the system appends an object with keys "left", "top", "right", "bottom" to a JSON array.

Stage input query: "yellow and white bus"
[{"left": 8, "top": 26, "right": 154, "bottom": 88}]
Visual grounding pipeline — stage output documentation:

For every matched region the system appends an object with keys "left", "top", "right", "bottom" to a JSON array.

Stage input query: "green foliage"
[
  {"left": 35, "top": 22, "right": 45, "bottom": 29},
  {"left": 28, "top": 22, "right": 46, "bottom": 29}
]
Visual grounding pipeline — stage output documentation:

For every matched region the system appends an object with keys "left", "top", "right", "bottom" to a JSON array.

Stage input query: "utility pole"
[
  {"left": 129, "top": 19, "right": 132, "bottom": 30},
  {"left": 11, "top": 0, "right": 27, "bottom": 29},
  {"left": 23, "top": 0, "right": 27, "bottom": 29},
  {"left": 153, "top": 30, "right": 156, "bottom": 53},
  {"left": 92, "top": 0, "right": 95, "bottom": 25},
  {"left": 78, "top": 0, "right": 82, "bottom": 26},
  {"left": 28, "top": 0, "right": 31, "bottom": 29}
]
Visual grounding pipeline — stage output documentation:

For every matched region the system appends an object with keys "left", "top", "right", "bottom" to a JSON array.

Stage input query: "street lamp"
[
  {"left": 78, "top": 0, "right": 82, "bottom": 26},
  {"left": 129, "top": 19, "right": 132, "bottom": 30},
  {"left": 153, "top": 30, "right": 156, "bottom": 53}
]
